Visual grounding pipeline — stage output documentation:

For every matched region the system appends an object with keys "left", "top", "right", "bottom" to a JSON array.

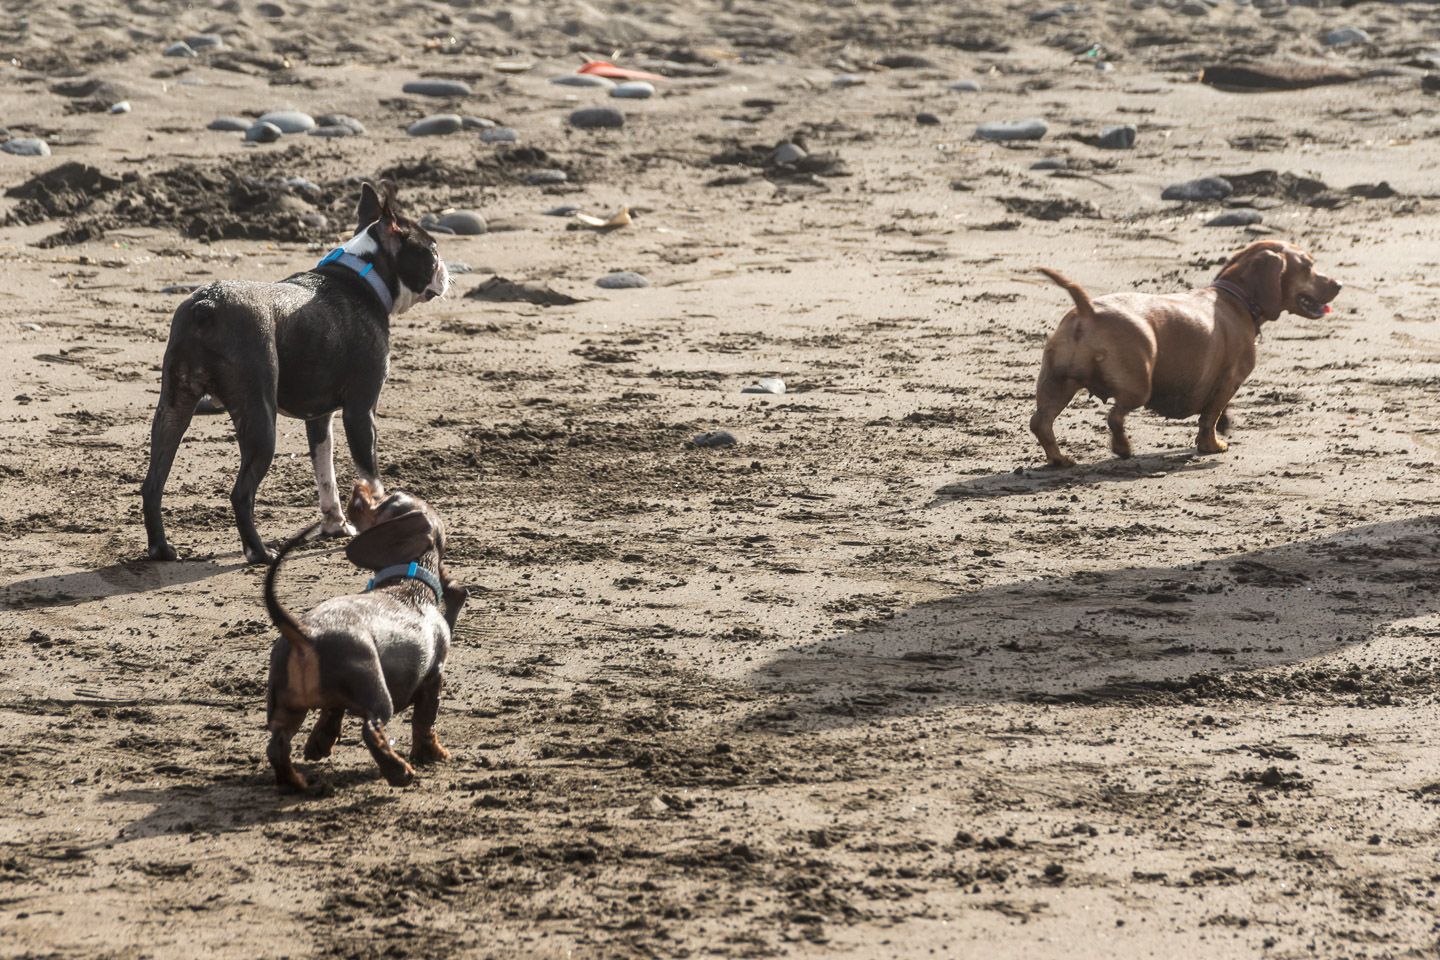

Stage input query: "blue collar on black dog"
[
  {"left": 316, "top": 248, "right": 394, "bottom": 314},
  {"left": 366, "top": 561, "right": 441, "bottom": 605}
]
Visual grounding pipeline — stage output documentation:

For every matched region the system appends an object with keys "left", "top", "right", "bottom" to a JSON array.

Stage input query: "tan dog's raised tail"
[{"left": 1030, "top": 240, "right": 1342, "bottom": 467}]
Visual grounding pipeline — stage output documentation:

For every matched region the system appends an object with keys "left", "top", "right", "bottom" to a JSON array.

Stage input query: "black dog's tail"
[{"left": 264, "top": 523, "right": 322, "bottom": 650}]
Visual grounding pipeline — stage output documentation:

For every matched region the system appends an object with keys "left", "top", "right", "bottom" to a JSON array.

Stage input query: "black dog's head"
[{"left": 352, "top": 180, "right": 450, "bottom": 313}]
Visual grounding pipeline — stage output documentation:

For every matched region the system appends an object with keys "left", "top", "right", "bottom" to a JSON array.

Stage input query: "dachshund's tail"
[
  {"left": 1038, "top": 267, "right": 1096, "bottom": 319},
  {"left": 264, "top": 523, "right": 322, "bottom": 651}
]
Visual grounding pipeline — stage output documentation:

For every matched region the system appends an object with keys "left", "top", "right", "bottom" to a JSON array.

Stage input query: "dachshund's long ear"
[
  {"left": 1224, "top": 247, "right": 1287, "bottom": 321},
  {"left": 345, "top": 510, "right": 435, "bottom": 570},
  {"left": 356, "top": 181, "right": 383, "bottom": 232},
  {"left": 442, "top": 583, "right": 468, "bottom": 632}
]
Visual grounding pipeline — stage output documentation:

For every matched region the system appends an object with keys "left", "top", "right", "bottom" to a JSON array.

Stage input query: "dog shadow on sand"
[
  {"left": 928, "top": 450, "right": 1219, "bottom": 504},
  {"left": 746, "top": 515, "right": 1440, "bottom": 721},
  {"left": 0, "top": 558, "right": 244, "bottom": 611}
]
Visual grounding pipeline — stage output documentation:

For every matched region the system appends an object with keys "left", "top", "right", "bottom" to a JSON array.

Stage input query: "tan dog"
[{"left": 1029, "top": 240, "right": 1341, "bottom": 467}]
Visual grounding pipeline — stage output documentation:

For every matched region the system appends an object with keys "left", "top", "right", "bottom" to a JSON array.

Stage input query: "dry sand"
[{"left": 5, "top": 1, "right": 1440, "bottom": 957}]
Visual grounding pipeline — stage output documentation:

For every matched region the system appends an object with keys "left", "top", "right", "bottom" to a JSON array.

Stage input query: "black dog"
[
  {"left": 264, "top": 482, "right": 466, "bottom": 792},
  {"left": 141, "top": 180, "right": 450, "bottom": 563}
]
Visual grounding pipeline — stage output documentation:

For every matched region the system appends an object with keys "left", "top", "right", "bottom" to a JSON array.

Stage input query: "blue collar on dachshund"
[
  {"left": 366, "top": 561, "right": 441, "bottom": 605},
  {"left": 316, "top": 248, "right": 394, "bottom": 314}
]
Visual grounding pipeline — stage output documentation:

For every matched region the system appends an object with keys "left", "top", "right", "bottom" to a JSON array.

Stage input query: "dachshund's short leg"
[
  {"left": 267, "top": 707, "right": 309, "bottom": 793},
  {"left": 1031, "top": 375, "right": 1081, "bottom": 468},
  {"left": 409, "top": 673, "right": 449, "bottom": 765},
  {"left": 303, "top": 708, "right": 344, "bottom": 761}
]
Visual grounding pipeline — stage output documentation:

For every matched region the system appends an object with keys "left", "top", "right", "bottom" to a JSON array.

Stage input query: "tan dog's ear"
[
  {"left": 1229, "top": 248, "right": 1287, "bottom": 320},
  {"left": 345, "top": 510, "right": 435, "bottom": 570}
]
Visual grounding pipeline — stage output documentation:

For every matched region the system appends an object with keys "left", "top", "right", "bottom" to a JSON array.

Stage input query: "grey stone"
[
  {"left": 596, "top": 271, "right": 649, "bottom": 289},
  {"left": 611, "top": 81, "right": 655, "bottom": 99},
  {"left": 407, "top": 114, "right": 462, "bottom": 136},
  {"left": 1178, "top": 1, "right": 1211, "bottom": 15},
  {"left": 948, "top": 79, "right": 982, "bottom": 92},
  {"left": 258, "top": 110, "right": 315, "bottom": 133},
  {"left": 526, "top": 169, "right": 569, "bottom": 185},
  {"left": 975, "top": 119, "right": 1047, "bottom": 141},
  {"left": 1324, "top": 27, "right": 1371, "bottom": 46},
  {"left": 436, "top": 211, "right": 486, "bottom": 235},
  {"left": 244, "top": 121, "right": 283, "bottom": 143},
  {"left": 832, "top": 73, "right": 865, "bottom": 88},
  {"left": 551, "top": 74, "right": 614, "bottom": 88},
  {"left": 570, "top": 106, "right": 624, "bottom": 129},
  {"left": 917, "top": 112, "right": 941, "bottom": 126},
  {"left": 163, "top": 41, "right": 197, "bottom": 57},
  {"left": 1096, "top": 124, "right": 1136, "bottom": 149},
  {"left": 1205, "top": 210, "right": 1263, "bottom": 227},
  {"left": 1, "top": 138, "right": 50, "bottom": 157},
  {"left": 403, "top": 79, "right": 473, "bottom": 97},
  {"left": 209, "top": 116, "right": 250, "bottom": 131},
  {"left": 480, "top": 126, "right": 519, "bottom": 143},
  {"left": 1162, "top": 176, "right": 1233, "bottom": 201},
  {"left": 108, "top": 101, "right": 131, "bottom": 114},
  {"left": 462, "top": 116, "right": 496, "bottom": 129},
  {"left": 315, "top": 114, "right": 365, "bottom": 135},
  {"left": 186, "top": 34, "right": 224, "bottom": 50},
  {"left": 544, "top": 205, "right": 581, "bottom": 216},
  {"left": 691, "top": 429, "right": 737, "bottom": 448},
  {"left": 741, "top": 378, "right": 786, "bottom": 395},
  {"left": 1031, "top": 157, "right": 1068, "bottom": 170},
  {"left": 257, "top": 1, "right": 284, "bottom": 16},
  {"left": 772, "top": 141, "right": 807, "bottom": 165}
]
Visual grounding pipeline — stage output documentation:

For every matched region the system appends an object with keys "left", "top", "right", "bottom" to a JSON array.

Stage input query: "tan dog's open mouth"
[{"left": 1296, "top": 293, "right": 1331, "bottom": 319}]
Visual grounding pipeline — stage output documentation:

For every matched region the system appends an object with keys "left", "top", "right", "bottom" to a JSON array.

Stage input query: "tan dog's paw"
[
  {"left": 1046, "top": 455, "right": 1076, "bottom": 468},
  {"left": 1197, "top": 436, "right": 1229, "bottom": 455}
]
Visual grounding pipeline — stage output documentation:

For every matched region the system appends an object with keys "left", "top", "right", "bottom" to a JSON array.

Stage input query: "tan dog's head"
[
  {"left": 1216, "top": 240, "right": 1342, "bottom": 321},
  {"left": 344, "top": 482, "right": 447, "bottom": 569}
]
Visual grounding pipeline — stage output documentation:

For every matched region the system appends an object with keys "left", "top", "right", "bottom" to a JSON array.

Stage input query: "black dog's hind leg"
[
  {"left": 307, "top": 414, "right": 354, "bottom": 538},
  {"left": 227, "top": 394, "right": 278, "bottom": 564},
  {"left": 141, "top": 373, "right": 204, "bottom": 561}
]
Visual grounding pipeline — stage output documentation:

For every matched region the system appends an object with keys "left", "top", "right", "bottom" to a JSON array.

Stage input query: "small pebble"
[
  {"left": 772, "top": 141, "right": 807, "bottom": 165},
  {"left": 186, "top": 34, "right": 224, "bottom": 50},
  {"left": 403, "top": 79, "right": 473, "bottom": 97},
  {"left": 1324, "top": 27, "right": 1371, "bottom": 46},
  {"left": 257, "top": 2, "right": 284, "bottom": 16},
  {"left": 611, "top": 81, "right": 655, "bottom": 99},
  {"left": 544, "top": 205, "right": 582, "bottom": 216},
  {"left": 1162, "top": 176, "right": 1233, "bottom": 201},
  {"left": 917, "top": 112, "right": 940, "bottom": 126},
  {"left": 208, "top": 116, "right": 250, "bottom": 131},
  {"left": 462, "top": 116, "right": 496, "bottom": 130},
  {"left": 525, "top": 169, "right": 569, "bottom": 185},
  {"left": 742, "top": 378, "right": 786, "bottom": 395},
  {"left": 1031, "top": 157, "right": 1068, "bottom": 170},
  {"left": 948, "top": 79, "right": 982, "bottom": 92},
  {"left": 108, "top": 101, "right": 131, "bottom": 114},
  {"left": 315, "top": 114, "right": 365, "bottom": 135},
  {"left": 1424, "top": 74, "right": 1440, "bottom": 93},
  {"left": 596, "top": 271, "right": 649, "bottom": 289},
  {"left": 551, "top": 74, "right": 614, "bottom": 88},
  {"left": 975, "top": 119, "right": 1047, "bottom": 141},
  {"left": 1096, "top": 124, "right": 1136, "bottom": 149},
  {"left": 161, "top": 284, "right": 199, "bottom": 294},
  {"left": 480, "top": 126, "right": 519, "bottom": 143},
  {"left": 494, "top": 61, "right": 533, "bottom": 74},
  {"left": 1178, "top": 0, "right": 1210, "bottom": 15},
  {"left": 832, "top": 73, "right": 865, "bottom": 88},
  {"left": 570, "top": 106, "right": 624, "bottom": 129},
  {"left": 408, "top": 114, "right": 463, "bottom": 137},
  {"left": 1205, "top": 210, "right": 1263, "bottom": 227},
  {"left": 163, "top": 41, "right": 197, "bottom": 57},
  {"left": 244, "top": 121, "right": 283, "bottom": 143},
  {"left": 878, "top": 53, "right": 933, "bottom": 69},
  {"left": 691, "top": 430, "right": 737, "bottom": 449},
  {"left": 2, "top": 138, "right": 51, "bottom": 156},
  {"left": 258, "top": 110, "right": 315, "bottom": 133},
  {"left": 436, "top": 211, "right": 486, "bottom": 235}
]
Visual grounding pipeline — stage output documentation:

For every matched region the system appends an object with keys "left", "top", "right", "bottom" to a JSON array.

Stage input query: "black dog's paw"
[{"left": 147, "top": 542, "right": 179, "bottom": 562}]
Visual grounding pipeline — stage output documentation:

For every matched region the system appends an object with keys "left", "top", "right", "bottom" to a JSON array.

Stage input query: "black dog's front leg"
[{"left": 342, "top": 404, "right": 384, "bottom": 495}]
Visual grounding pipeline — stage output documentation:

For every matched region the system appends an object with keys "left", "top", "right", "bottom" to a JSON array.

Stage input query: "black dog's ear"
[
  {"left": 357, "top": 181, "right": 383, "bottom": 231},
  {"left": 345, "top": 510, "right": 435, "bottom": 571},
  {"left": 378, "top": 179, "right": 400, "bottom": 218}
]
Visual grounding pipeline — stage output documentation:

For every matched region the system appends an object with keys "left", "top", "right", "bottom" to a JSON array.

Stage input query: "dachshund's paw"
[
  {"left": 411, "top": 737, "right": 451, "bottom": 765},
  {"left": 276, "top": 769, "right": 309, "bottom": 794},
  {"left": 383, "top": 762, "right": 416, "bottom": 787},
  {"left": 1046, "top": 455, "right": 1076, "bottom": 469},
  {"left": 1197, "top": 436, "right": 1229, "bottom": 455}
]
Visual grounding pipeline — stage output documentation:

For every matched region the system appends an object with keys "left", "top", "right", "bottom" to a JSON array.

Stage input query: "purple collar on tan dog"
[{"left": 1210, "top": 278, "right": 1263, "bottom": 333}]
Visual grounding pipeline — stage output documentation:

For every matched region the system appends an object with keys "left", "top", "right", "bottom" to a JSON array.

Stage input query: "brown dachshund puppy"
[
  {"left": 263, "top": 483, "right": 466, "bottom": 792},
  {"left": 1030, "top": 240, "right": 1342, "bottom": 467}
]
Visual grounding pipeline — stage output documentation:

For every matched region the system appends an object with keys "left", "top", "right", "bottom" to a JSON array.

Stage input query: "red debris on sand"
[{"left": 578, "top": 60, "right": 666, "bottom": 83}]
